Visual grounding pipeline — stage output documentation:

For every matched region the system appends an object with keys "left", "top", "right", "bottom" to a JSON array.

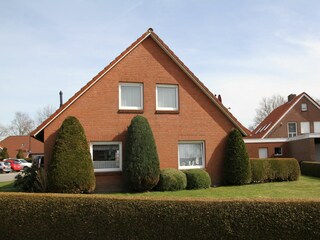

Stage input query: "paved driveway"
[{"left": 0, "top": 172, "right": 19, "bottom": 182}]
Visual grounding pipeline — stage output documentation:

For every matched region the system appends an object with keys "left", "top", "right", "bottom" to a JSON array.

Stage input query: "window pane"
[
  {"left": 157, "top": 86, "right": 178, "bottom": 110},
  {"left": 315, "top": 122, "right": 320, "bottom": 133},
  {"left": 288, "top": 123, "right": 297, "bottom": 137},
  {"left": 120, "top": 85, "right": 142, "bottom": 108},
  {"left": 179, "top": 143, "right": 203, "bottom": 167},
  {"left": 301, "top": 122, "right": 310, "bottom": 134},
  {"left": 93, "top": 144, "right": 120, "bottom": 169}
]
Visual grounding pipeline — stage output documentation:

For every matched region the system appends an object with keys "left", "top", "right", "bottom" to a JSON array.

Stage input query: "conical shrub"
[
  {"left": 224, "top": 128, "right": 251, "bottom": 185},
  {"left": 124, "top": 115, "right": 160, "bottom": 192},
  {"left": 47, "top": 116, "right": 95, "bottom": 193}
]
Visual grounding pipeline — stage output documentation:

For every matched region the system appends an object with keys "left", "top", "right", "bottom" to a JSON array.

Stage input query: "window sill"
[
  {"left": 155, "top": 110, "right": 179, "bottom": 114},
  {"left": 94, "top": 171, "right": 122, "bottom": 176},
  {"left": 118, "top": 109, "right": 144, "bottom": 114}
]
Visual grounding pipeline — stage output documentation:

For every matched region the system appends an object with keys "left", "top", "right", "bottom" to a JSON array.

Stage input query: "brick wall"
[{"left": 43, "top": 37, "right": 236, "bottom": 191}]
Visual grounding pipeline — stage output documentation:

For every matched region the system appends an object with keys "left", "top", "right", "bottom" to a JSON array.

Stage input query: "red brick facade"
[{"left": 34, "top": 30, "right": 247, "bottom": 192}]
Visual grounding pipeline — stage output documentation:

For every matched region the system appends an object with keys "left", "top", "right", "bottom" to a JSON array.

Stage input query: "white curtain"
[
  {"left": 157, "top": 87, "right": 177, "bottom": 108},
  {"left": 179, "top": 143, "right": 203, "bottom": 166},
  {"left": 301, "top": 122, "right": 310, "bottom": 134},
  {"left": 121, "top": 85, "right": 141, "bottom": 107}
]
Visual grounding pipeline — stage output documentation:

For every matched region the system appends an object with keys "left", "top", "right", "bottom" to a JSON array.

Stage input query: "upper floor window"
[
  {"left": 119, "top": 83, "right": 143, "bottom": 110},
  {"left": 156, "top": 85, "right": 179, "bottom": 111},
  {"left": 301, "top": 122, "right": 310, "bottom": 134},
  {"left": 301, "top": 103, "right": 308, "bottom": 112},
  {"left": 178, "top": 141, "right": 205, "bottom": 169},
  {"left": 314, "top": 121, "right": 320, "bottom": 133},
  {"left": 90, "top": 142, "right": 122, "bottom": 172},
  {"left": 288, "top": 122, "right": 297, "bottom": 138}
]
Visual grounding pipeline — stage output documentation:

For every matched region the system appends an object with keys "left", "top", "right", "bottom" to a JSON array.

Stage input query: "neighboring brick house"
[
  {"left": 245, "top": 92, "right": 320, "bottom": 162},
  {"left": 31, "top": 28, "right": 249, "bottom": 192},
  {"left": 0, "top": 135, "right": 44, "bottom": 159}
]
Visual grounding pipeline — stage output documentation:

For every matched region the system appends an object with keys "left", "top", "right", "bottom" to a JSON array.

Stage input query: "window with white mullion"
[
  {"left": 119, "top": 83, "right": 143, "bottom": 110},
  {"left": 178, "top": 141, "right": 205, "bottom": 169},
  {"left": 288, "top": 122, "right": 297, "bottom": 138},
  {"left": 156, "top": 85, "right": 178, "bottom": 111}
]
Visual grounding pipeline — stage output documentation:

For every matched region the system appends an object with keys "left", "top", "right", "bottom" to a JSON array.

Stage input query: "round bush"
[
  {"left": 184, "top": 169, "right": 211, "bottom": 190},
  {"left": 155, "top": 168, "right": 187, "bottom": 191}
]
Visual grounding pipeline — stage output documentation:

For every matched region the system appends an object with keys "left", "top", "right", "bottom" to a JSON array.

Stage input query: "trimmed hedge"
[
  {"left": 0, "top": 193, "right": 319, "bottom": 240},
  {"left": 301, "top": 161, "right": 320, "bottom": 178},
  {"left": 155, "top": 168, "right": 187, "bottom": 191},
  {"left": 251, "top": 158, "right": 300, "bottom": 183},
  {"left": 184, "top": 169, "right": 211, "bottom": 189}
]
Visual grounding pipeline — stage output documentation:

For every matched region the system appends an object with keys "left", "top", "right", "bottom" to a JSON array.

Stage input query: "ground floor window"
[
  {"left": 178, "top": 141, "right": 205, "bottom": 169},
  {"left": 90, "top": 142, "right": 122, "bottom": 172},
  {"left": 274, "top": 147, "right": 282, "bottom": 156}
]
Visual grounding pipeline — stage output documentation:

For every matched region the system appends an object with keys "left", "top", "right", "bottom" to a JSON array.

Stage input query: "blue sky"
[{"left": 1, "top": 0, "right": 320, "bottom": 128}]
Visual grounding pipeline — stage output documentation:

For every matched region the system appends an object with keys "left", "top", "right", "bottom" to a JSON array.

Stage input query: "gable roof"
[
  {"left": 0, "top": 135, "right": 44, "bottom": 158},
  {"left": 250, "top": 92, "right": 320, "bottom": 139},
  {"left": 31, "top": 28, "right": 250, "bottom": 140}
]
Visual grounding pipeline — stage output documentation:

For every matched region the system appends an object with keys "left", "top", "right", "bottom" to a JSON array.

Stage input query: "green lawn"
[
  {"left": 0, "top": 181, "right": 17, "bottom": 192},
  {"left": 1, "top": 176, "right": 320, "bottom": 199},
  {"left": 110, "top": 175, "right": 320, "bottom": 199}
]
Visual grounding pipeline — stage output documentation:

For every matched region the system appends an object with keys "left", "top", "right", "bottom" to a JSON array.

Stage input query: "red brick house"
[
  {"left": 32, "top": 28, "right": 249, "bottom": 192},
  {"left": 245, "top": 92, "right": 320, "bottom": 162},
  {"left": 0, "top": 135, "right": 44, "bottom": 159}
]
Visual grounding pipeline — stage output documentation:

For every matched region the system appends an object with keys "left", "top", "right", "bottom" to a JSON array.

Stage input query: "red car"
[{"left": 4, "top": 159, "right": 23, "bottom": 172}]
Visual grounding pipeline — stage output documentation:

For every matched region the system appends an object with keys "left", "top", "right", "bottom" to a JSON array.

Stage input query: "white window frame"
[
  {"left": 178, "top": 141, "right": 205, "bottom": 170},
  {"left": 119, "top": 83, "right": 143, "bottom": 110},
  {"left": 156, "top": 84, "right": 179, "bottom": 111},
  {"left": 288, "top": 122, "right": 297, "bottom": 138},
  {"left": 301, "top": 122, "right": 310, "bottom": 134},
  {"left": 274, "top": 147, "right": 283, "bottom": 156},
  {"left": 314, "top": 121, "right": 320, "bottom": 133},
  {"left": 301, "top": 103, "right": 308, "bottom": 112},
  {"left": 90, "top": 142, "right": 122, "bottom": 172}
]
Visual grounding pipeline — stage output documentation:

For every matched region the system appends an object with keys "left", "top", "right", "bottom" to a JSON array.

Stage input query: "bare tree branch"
[
  {"left": 253, "top": 94, "right": 286, "bottom": 128},
  {"left": 36, "top": 105, "right": 55, "bottom": 125},
  {"left": 9, "top": 112, "right": 35, "bottom": 136}
]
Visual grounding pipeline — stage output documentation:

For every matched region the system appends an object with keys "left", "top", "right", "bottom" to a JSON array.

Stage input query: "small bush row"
[
  {"left": 301, "top": 161, "right": 320, "bottom": 178},
  {"left": 250, "top": 158, "right": 300, "bottom": 183},
  {"left": 155, "top": 168, "right": 211, "bottom": 191},
  {"left": 0, "top": 193, "right": 319, "bottom": 240}
]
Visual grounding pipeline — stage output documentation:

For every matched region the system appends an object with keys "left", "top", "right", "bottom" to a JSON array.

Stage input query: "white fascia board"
[
  {"left": 244, "top": 138, "right": 289, "bottom": 143},
  {"left": 261, "top": 94, "right": 304, "bottom": 139}
]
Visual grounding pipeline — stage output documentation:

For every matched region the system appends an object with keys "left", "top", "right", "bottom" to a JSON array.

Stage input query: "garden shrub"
[
  {"left": 251, "top": 158, "right": 300, "bottom": 182},
  {"left": 124, "top": 115, "right": 160, "bottom": 192},
  {"left": 0, "top": 193, "right": 319, "bottom": 240},
  {"left": 16, "top": 149, "right": 24, "bottom": 159},
  {"left": 301, "top": 161, "right": 320, "bottom": 178},
  {"left": 224, "top": 129, "right": 251, "bottom": 185},
  {"left": 47, "top": 116, "right": 95, "bottom": 193},
  {"left": 184, "top": 169, "right": 211, "bottom": 189},
  {"left": 14, "top": 164, "right": 47, "bottom": 192},
  {"left": 155, "top": 168, "right": 187, "bottom": 191}
]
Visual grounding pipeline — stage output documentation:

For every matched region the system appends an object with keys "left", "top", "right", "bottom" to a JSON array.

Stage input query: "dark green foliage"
[
  {"left": 0, "top": 147, "right": 9, "bottom": 159},
  {"left": 251, "top": 158, "right": 300, "bottom": 182},
  {"left": 47, "top": 116, "right": 95, "bottom": 193},
  {"left": 224, "top": 129, "right": 251, "bottom": 185},
  {"left": 0, "top": 193, "right": 319, "bottom": 240},
  {"left": 301, "top": 161, "right": 320, "bottom": 178},
  {"left": 184, "top": 169, "right": 211, "bottom": 189},
  {"left": 155, "top": 168, "right": 187, "bottom": 191},
  {"left": 14, "top": 165, "right": 47, "bottom": 192},
  {"left": 16, "top": 149, "right": 24, "bottom": 159},
  {"left": 124, "top": 115, "right": 160, "bottom": 192}
]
